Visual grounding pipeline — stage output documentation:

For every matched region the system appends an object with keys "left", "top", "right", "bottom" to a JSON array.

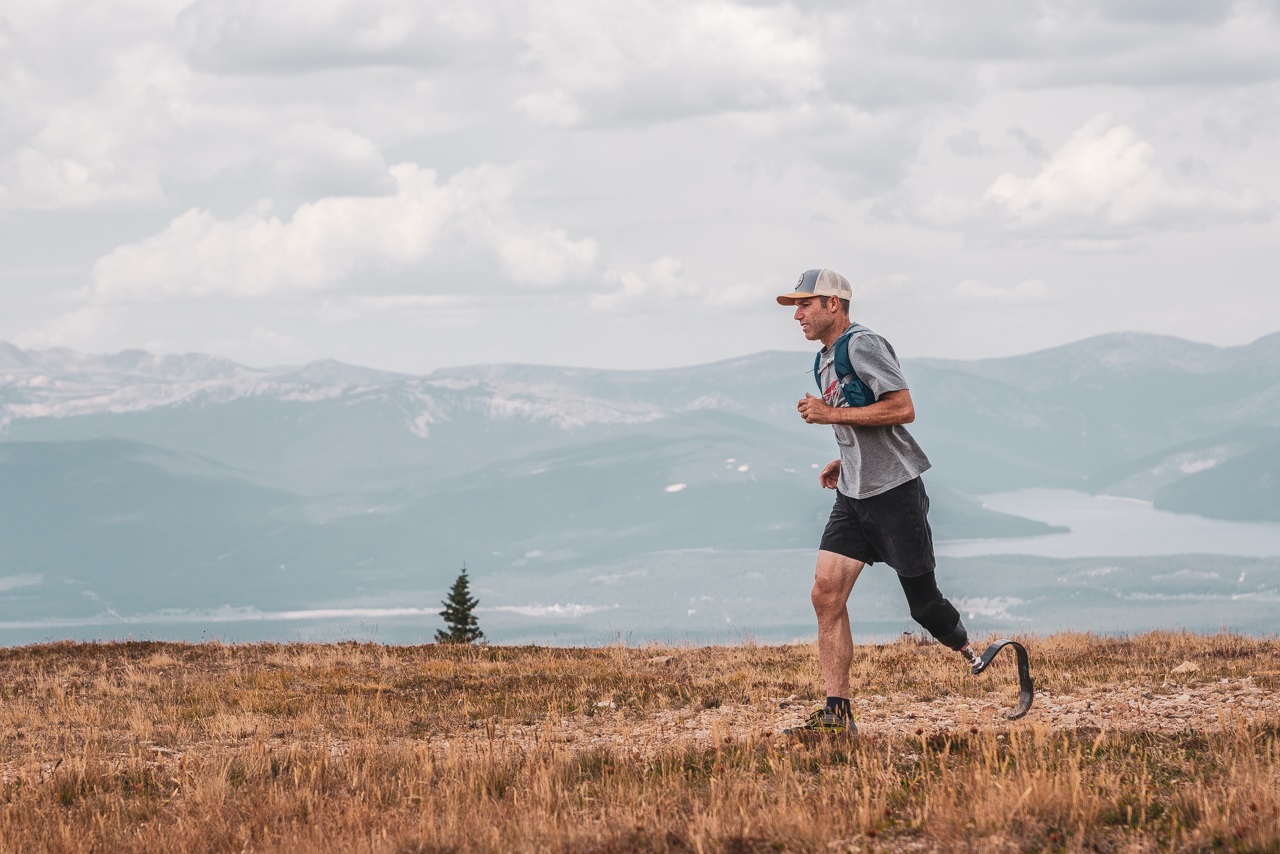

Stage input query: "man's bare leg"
[{"left": 811, "top": 549, "right": 865, "bottom": 698}]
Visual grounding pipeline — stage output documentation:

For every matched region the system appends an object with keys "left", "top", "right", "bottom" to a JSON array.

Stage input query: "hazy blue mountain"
[
  {"left": 0, "top": 421, "right": 1058, "bottom": 626},
  {"left": 911, "top": 332, "right": 1280, "bottom": 495},
  {"left": 1085, "top": 427, "right": 1276, "bottom": 501},
  {"left": 1152, "top": 440, "right": 1280, "bottom": 521},
  {"left": 0, "top": 440, "right": 309, "bottom": 617},
  {"left": 4, "top": 332, "right": 1278, "bottom": 510},
  {"left": 2, "top": 333, "right": 1278, "bottom": 644}
]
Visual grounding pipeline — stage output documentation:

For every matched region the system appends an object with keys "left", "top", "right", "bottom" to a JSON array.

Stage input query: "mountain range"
[{"left": 1, "top": 332, "right": 1277, "bottom": 643}]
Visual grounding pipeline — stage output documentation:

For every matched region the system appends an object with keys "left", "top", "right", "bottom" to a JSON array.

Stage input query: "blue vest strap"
[{"left": 814, "top": 324, "right": 876, "bottom": 408}]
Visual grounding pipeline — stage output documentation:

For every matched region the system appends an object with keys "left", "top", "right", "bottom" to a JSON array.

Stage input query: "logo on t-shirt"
[{"left": 822, "top": 379, "right": 840, "bottom": 406}]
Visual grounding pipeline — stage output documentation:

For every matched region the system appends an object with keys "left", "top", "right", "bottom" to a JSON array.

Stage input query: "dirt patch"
[{"left": 424, "top": 674, "right": 1276, "bottom": 759}]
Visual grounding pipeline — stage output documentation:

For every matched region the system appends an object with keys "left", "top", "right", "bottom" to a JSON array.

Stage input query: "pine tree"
[{"left": 435, "top": 565, "right": 484, "bottom": 644}]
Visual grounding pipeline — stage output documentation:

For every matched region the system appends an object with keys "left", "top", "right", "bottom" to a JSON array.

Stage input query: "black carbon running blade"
[{"left": 972, "top": 638, "right": 1034, "bottom": 720}]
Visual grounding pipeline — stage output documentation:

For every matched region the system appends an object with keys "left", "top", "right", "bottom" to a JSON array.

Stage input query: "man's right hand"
[{"left": 819, "top": 459, "right": 840, "bottom": 489}]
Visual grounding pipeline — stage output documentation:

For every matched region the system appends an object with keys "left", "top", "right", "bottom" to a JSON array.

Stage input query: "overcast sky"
[{"left": 2, "top": 0, "right": 1278, "bottom": 373}]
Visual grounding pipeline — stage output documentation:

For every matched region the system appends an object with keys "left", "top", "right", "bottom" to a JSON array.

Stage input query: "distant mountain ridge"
[
  {"left": 1, "top": 331, "right": 1277, "bottom": 644},
  {"left": 6, "top": 330, "right": 1277, "bottom": 415},
  {"left": 3, "top": 331, "right": 1278, "bottom": 501},
  {"left": 905, "top": 332, "right": 1280, "bottom": 504}
]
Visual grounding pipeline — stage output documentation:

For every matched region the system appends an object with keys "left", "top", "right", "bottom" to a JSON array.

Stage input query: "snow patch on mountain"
[
  {"left": 483, "top": 383, "right": 664, "bottom": 429},
  {"left": 0, "top": 344, "right": 670, "bottom": 433}
]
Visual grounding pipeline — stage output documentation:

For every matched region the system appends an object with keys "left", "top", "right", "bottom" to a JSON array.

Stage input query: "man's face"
[{"left": 792, "top": 296, "right": 839, "bottom": 341}]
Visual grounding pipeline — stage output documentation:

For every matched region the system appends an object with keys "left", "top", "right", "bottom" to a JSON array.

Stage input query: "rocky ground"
[{"left": 426, "top": 655, "right": 1278, "bottom": 760}]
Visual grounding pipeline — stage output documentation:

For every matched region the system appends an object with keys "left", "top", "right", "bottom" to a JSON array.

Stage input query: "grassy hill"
[{"left": 1, "top": 633, "right": 1276, "bottom": 852}]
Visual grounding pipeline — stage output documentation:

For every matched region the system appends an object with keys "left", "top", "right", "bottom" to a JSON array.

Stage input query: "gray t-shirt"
[{"left": 816, "top": 326, "right": 931, "bottom": 498}]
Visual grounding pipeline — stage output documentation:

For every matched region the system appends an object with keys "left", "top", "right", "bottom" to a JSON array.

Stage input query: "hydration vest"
[{"left": 814, "top": 323, "right": 876, "bottom": 408}]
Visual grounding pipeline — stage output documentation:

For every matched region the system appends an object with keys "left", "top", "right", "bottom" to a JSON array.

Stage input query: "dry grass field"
[{"left": 0, "top": 631, "right": 1277, "bottom": 853}]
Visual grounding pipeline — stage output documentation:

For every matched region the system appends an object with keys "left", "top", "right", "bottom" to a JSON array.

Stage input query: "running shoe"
[{"left": 784, "top": 706, "right": 857, "bottom": 736}]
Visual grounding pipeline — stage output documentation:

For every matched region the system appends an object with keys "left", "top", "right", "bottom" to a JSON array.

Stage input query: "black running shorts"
[{"left": 818, "top": 477, "right": 937, "bottom": 578}]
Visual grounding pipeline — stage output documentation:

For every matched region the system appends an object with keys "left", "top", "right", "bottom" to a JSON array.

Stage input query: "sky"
[{"left": 2, "top": 0, "right": 1279, "bottom": 374}]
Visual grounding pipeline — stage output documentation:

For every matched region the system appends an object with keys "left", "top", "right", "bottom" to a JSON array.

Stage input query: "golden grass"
[{"left": 0, "top": 632, "right": 1277, "bottom": 852}]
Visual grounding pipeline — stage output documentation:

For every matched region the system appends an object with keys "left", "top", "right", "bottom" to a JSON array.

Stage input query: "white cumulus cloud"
[
  {"left": 91, "top": 162, "right": 599, "bottom": 298},
  {"left": 591, "top": 256, "right": 696, "bottom": 311},
  {"left": 590, "top": 257, "right": 775, "bottom": 312},
  {"left": 981, "top": 114, "right": 1272, "bottom": 237},
  {"left": 519, "top": 0, "right": 821, "bottom": 127},
  {"left": 0, "top": 148, "right": 165, "bottom": 210},
  {"left": 919, "top": 114, "right": 1272, "bottom": 241}
]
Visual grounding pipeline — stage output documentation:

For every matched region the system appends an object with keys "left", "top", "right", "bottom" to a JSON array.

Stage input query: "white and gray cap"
[{"left": 775, "top": 268, "right": 853, "bottom": 306}]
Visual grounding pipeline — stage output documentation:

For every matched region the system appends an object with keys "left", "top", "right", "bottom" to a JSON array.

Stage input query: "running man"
[{"left": 777, "top": 268, "right": 981, "bottom": 735}]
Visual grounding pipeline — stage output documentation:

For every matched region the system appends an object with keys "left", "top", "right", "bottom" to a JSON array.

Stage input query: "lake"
[
  {"left": 3, "top": 489, "right": 1278, "bottom": 646},
  {"left": 938, "top": 489, "right": 1280, "bottom": 558}
]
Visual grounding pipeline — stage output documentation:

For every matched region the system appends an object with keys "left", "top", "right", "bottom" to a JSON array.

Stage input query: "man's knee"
[
  {"left": 810, "top": 572, "right": 845, "bottom": 611},
  {"left": 810, "top": 580, "right": 842, "bottom": 616},
  {"left": 811, "top": 552, "right": 862, "bottom": 615}
]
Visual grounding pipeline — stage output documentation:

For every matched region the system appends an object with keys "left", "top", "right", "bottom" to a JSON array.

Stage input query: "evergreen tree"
[{"left": 436, "top": 565, "right": 485, "bottom": 644}]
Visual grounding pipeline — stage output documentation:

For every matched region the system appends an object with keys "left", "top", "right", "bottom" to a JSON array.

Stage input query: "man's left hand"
[{"left": 797, "top": 393, "right": 836, "bottom": 424}]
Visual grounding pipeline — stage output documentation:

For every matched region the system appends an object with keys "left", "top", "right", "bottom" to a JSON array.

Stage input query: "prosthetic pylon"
[{"left": 971, "top": 638, "right": 1034, "bottom": 720}]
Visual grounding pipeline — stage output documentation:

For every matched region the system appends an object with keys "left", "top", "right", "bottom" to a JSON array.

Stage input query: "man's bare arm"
[{"left": 796, "top": 389, "right": 916, "bottom": 427}]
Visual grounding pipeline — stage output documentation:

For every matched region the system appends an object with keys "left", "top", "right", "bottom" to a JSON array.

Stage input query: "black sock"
[{"left": 825, "top": 696, "right": 851, "bottom": 718}]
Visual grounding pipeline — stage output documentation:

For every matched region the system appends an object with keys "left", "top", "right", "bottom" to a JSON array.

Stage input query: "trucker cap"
[{"left": 775, "top": 268, "right": 853, "bottom": 306}]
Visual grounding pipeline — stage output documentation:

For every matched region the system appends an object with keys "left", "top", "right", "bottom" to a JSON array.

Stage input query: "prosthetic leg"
[
  {"left": 899, "top": 572, "right": 1035, "bottom": 720},
  {"left": 970, "top": 639, "right": 1035, "bottom": 720}
]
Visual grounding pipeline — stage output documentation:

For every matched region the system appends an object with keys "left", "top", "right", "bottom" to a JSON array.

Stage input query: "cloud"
[
  {"left": 5, "top": 0, "right": 1280, "bottom": 375},
  {"left": 1001, "top": 2, "right": 1280, "bottom": 88},
  {"left": 178, "top": 0, "right": 520, "bottom": 74},
  {"left": 518, "top": 0, "right": 821, "bottom": 127},
  {"left": 0, "top": 10, "right": 446, "bottom": 211},
  {"left": 91, "top": 162, "right": 599, "bottom": 298},
  {"left": 984, "top": 115, "right": 1270, "bottom": 234},
  {"left": 591, "top": 257, "right": 697, "bottom": 312},
  {"left": 739, "top": 104, "right": 926, "bottom": 196},
  {"left": 208, "top": 326, "right": 306, "bottom": 362},
  {"left": 0, "top": 147, "right": 165, "bottom": 210},
  {"left": 9, "top": 0, "right": 1273, "bottom": 219},
  {"left": 590, "top": 257, "right": 780, "bottom": 313},
  {"left": 920, "top": 114, "right": 1272, "bottom": 241},
  {"left": 267, "top": 122, "right": 395, "bottom": 198},
  {"left": 941, "top": 279, "right": 1051, "bottom": 305},
  {"left": 946, "top": 130, "right": 993, "bottom": 158},
  {"left": 1099, "top": 0, "right": 1236, "bottom": 25},
  {"left": 0, "top": 12, "right": 222, "bottom": 210},
  {"left": 318, "top": 294, "right": 483, "bottom": 328},
  {"left": 14, "top": 304, "right": 128, "bottom": 350}
]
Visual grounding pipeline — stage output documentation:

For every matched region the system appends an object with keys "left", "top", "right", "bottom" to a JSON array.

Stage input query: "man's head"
[{"left": 777, "top": 268, "right": 852, "bottom": 343}]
